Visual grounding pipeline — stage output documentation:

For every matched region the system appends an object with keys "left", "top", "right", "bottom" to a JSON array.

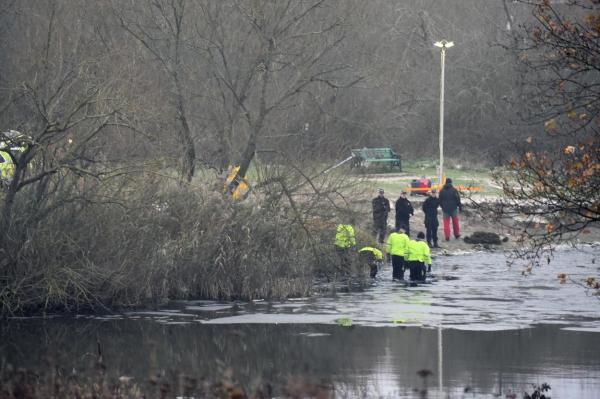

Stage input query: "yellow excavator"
[{"left": 223, "top": 165, "right": 251, "bottom": 200}]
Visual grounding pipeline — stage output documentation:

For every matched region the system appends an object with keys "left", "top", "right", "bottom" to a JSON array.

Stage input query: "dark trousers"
[
  {"left": 391, "top": 255, "right": 405, "bottom": 280},
  {"left": 425, "top": 219, "right": 439, "bottom": 247},
  {"left": 408, "top": 260, "right": 426, "bottom": 281},
  {"left": 360, "top": 252, "right": 379, "bottom": 278},
  {"left": 373, "top": 220, "right": 387, "bottom": 244},
  {"left": 396, "top": 218, "right": 410, "bottom": 236},
  {"left": 370, "top": 263, "right": 378, "bottom": 278}
]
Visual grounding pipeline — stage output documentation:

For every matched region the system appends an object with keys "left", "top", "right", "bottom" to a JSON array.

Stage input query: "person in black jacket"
[
  {"left": 422, "top": 189, "right": 440, "bottom": 248},
  {"left": 372, "top": 188, "right": 390, "bottom": 243},
  {"left": 395, "top": 191, "right": 414, "bottom": 236},
  {"left": 438, "top": 178, "right": 462, "bottom": 240}
]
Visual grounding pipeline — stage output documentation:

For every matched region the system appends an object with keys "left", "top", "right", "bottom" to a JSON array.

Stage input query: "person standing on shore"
[
  {"left": 422, "top": 189, "right": 440, "bottom": 248},
  {"left": 395, "top": 191, "right": 414, "bottom": 236},
  {"left": 438, "top": 178, "right": 462, "bottom": 241},
  {"left": 372, "top": 188, "right": 390, "bottom": 244}
]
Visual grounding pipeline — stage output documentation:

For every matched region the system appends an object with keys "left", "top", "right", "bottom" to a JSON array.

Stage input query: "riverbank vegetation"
[
  {"left": 0, "top": 163, "right": 382, "bottom": 316},
  {"left": 0, "top": 0, "right": 598, "bottom": 315}
]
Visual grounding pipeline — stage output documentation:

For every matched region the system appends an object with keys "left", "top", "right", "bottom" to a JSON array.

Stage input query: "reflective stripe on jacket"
[
  {"left": 406, "top": 240, "right": 432, "bottom": 265},
  {"left": 387, "top": 232, "right": 409, "bottom": 256},
  {"left": 335, "top": 224, "right": 356, "bottom": 248}
]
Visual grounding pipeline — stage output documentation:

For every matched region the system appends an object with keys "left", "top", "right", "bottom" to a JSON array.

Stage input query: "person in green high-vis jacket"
[
  {"left": 406, "top": 232, "right": 432, "bottom": 281},
  {"left": 387, "top": 227, "right": 410, "bottom": 280},
  {"left": 359, "top": 246, "right": 383, "bottom": 278},
  {"left": 335, "top": 223, "right": 356, "bottom": 269}
]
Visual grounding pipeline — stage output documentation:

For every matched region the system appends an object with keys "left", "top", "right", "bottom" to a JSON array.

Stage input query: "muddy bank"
[{"left": 352, "top": 194, "right": 600, "bottom": 256}]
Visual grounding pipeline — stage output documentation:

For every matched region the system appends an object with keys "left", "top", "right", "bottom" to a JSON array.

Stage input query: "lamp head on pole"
[{"left": 434, "top": 40, "right": 454, "bottom": 49}]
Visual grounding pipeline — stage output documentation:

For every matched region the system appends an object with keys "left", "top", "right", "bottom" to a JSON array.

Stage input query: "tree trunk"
[
  {"left": 235, "top": 64, "right": 269, "bottom": 184},
  {"left": 237, "top": 129, "right": 258, "bottom": 180},
  {"left": 174, "top": 73, "right": 196, "bottom": 183}
]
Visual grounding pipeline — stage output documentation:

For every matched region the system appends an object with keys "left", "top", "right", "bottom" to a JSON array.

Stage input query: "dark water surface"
[{"left": 2, "top": 247, "right": 600, "bottom": 398}]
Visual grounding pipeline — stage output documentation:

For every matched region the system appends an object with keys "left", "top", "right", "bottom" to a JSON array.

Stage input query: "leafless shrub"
[{"left": 0, "top": 159, "right": 370, "bottom": 316}]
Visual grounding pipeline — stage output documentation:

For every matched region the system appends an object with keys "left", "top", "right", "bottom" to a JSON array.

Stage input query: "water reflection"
[
  {"left": 2, "top": 247, "right": 600, "bottom": 397},
  {"left": 2, "top": 321, "right": 600, "bottom": 398}
]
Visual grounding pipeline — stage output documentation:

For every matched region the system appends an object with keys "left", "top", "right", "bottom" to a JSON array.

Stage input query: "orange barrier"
[{"left": 406, "top": 184, "right": 483, "bottom": 193}]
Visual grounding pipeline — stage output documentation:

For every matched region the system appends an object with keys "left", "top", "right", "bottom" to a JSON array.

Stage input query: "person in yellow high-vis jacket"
[
  {"left": 335, "top": 223, "right": 356, "bottom": 269},
  {"left": 358, "top": 246, "right": 383, "bottom": 278},
  {"left": 0, "top": 150, "right": 15, "bottom": 183},
  {"left": 406, "top": 231, "right": 432, "bottom": 281},
  {"left": 386, "top": 227, "right": 410, "bottom": 280}
]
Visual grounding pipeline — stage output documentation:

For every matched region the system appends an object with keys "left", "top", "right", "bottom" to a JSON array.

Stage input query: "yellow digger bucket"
[{"left": 224, "top": 165, "right": 251, "bottom": 200}]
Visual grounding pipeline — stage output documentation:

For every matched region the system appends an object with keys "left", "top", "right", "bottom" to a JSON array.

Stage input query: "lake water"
[{"left": 2, "top": 246, "right": 600, "bottom": 398}]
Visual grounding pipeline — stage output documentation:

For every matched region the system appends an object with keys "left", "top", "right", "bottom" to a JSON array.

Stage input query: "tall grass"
[{"left": 0, "top": 171, "right": 363, "bottom": 316}]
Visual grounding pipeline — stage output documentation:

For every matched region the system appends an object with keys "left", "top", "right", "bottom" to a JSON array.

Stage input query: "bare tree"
[
  {"left": 114, "top": 0, "right": 198, "bottom": 183},
  {"left": 0, "top": 1, "right": 126, "bottom": 246},
  {"left": 485, "top": 0, "right": 599, "bottom": 265},
  {"left": 190, "top": 0, "right": 361, "bottom": 191}
]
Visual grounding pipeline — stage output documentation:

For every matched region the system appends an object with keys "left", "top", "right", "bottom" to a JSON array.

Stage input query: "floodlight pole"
[
  {"left": 434, "top": 40, "right": 453, "bottom": 188},
  {"left": 439, "top": 46, "right": 445, "bottom": 188},
  {"left": 433, "top": 42, "right": 453, "bottom": 398}
]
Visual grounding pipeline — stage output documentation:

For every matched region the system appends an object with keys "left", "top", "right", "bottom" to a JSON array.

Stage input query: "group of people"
[
  {"left": 372, "top": 178, "right": 462, "bottom": 247},
  {"left": 338, "top": 224, "right": 431, "bottom": 282},
  {"left": 334, "top": 178, "right": 463, "bottom": 282},
  {"left": 387, "top": 227, "right": 431, "bottom": 281}
]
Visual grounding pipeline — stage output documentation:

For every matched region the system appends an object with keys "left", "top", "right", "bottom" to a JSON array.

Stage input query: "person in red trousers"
[{"left": 438, "top": 178, "right": 462, "bottom": 240}]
